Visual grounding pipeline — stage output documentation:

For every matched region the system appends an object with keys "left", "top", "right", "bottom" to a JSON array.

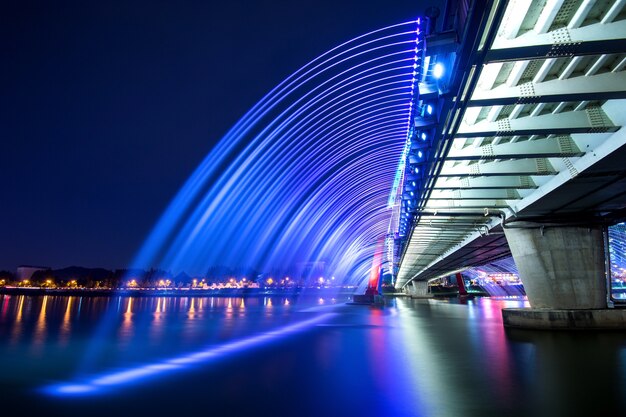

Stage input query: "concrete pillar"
[
  {"left": 504, "top": 225, "right": 607, "bottom": 309},
  {"left": 409, "top": 280, "right": 430, "bottom": 297}
]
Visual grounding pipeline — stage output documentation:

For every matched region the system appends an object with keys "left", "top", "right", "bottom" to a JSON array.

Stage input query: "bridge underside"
[{"left": 396, "top": 0, "right": 626, "bottom": 289}]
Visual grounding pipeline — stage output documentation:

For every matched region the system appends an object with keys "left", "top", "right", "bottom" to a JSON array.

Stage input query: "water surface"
[{"left": 1, "top": 294, "right": 625, "bottom": 417}]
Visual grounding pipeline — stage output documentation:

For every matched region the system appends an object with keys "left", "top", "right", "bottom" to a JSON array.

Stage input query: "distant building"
[{"left": 16, "top": 265, "right": 50, "bottom": 281}]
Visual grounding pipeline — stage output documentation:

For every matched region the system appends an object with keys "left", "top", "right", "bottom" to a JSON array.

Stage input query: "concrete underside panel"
[{"left": 504, "top": 226, "right": 607, "bottom": 309}]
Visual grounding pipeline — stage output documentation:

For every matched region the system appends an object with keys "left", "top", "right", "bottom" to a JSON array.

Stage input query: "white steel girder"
[
  {"left": 469, "top": 71, "right": 626, "bottom": 106},
  {"left": 456, "top": 109, "right": 618, "bottom": 139},
  {"left": 433, "top": 176, "right": 537, "bottom": 189},
  {"left": 487, "top": 20, "right": 626, "bottom": 62},
  {"left": 429, "top": 189, "right": 521, "bottom": 200},
  {"left": 424, "top": 199, "right": 511, "bottom": 209},
  {"left": 398, "top": 215, "right": 504, "bottom": 285},
  {"left": 439, "top": 158, "right": 556, "bottom": 177},
  {"left": 509, "top": 99, "right": 626, "bottom": 213}
]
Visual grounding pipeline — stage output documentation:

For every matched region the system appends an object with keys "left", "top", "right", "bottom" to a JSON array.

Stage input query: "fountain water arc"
[{"left": 129, "top": 19, "right": 424, "bottom": 287}]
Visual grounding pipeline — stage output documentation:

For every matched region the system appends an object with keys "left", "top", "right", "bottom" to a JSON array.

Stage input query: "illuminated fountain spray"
[
  {"left": 130, "top": 19, "right": 425, "bottom": 287},
  {"left": 45, "top": 19, "right": 428, "bottom": 396}
]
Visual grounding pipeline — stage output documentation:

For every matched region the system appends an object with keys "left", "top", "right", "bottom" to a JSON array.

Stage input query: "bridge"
[{"left": 394, "top": 0, "right": 626, "bottom": 327}]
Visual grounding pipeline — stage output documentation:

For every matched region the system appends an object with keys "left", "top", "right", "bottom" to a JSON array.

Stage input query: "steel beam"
[
  {"left": 509, "top": 100, "right": 626, "bottom": 214},
  {"left": 469, "top": 71, "right": 626, "bottom": 106},
  {"left": 448, "top": 137, "right": 584, "bottom": 160},
  {"left": 429, "top": 189, "right": 521, "bottom": 200},
  {"left": 486, "top": 20, "right": 626, "bottom": 62},
  {"left": 434, "top": 175, "right": 537, "bottom": 189},
  {"left": 424, "top": 199, "right": 511, "bottom": 208},
  {"left": 439, "top": 158, "right": 556, "bottom": 176},
  {"left": 456, "top": 110, "right": 617, "bottom": 139}
]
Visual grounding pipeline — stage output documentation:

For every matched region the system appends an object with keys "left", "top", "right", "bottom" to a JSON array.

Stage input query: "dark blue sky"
[{"left": 2, "top": 0, "right": 429, "bottom": 271}]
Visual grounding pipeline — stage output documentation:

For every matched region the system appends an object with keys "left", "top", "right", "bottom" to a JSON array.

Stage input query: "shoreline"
[{"left": 0, "top": 286, "right": 357, "bottom": 298}]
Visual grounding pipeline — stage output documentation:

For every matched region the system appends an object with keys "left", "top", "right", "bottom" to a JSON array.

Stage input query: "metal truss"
[{"left": 396, "top": 0, "right": 626, "bottom": 289}]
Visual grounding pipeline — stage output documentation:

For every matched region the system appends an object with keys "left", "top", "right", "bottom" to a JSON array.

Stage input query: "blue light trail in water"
[
  {"left": 42, "top": 312, "right": 336, "bottom": 396},
  {"left": 125, "top": 19, "right": 424, "bottom": 285}
]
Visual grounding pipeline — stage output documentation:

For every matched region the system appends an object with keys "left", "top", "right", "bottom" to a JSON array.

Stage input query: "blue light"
[
  {"left": 89, "top": 17, "right": 431, "bottom": 315},
  {"left": 433, "top": 63, "right": 444, "bottom": 79},
  {"left": 43, "top": 312, "right": 336, "bottom": 396},
  {"left": 421, "top": 132, "right": 426, "bottom": 140},
  {"left": 411, "top": 181, "right": 416, "bottom": 186},
  {"left": 414, "top": 167, "right": 419, "bottom": 174},
  {"left": 417, "top": 150, "right": 423, "bottom": 158},
  {"left": 426, "top": 105, "right": 433, "bottom": 115}
]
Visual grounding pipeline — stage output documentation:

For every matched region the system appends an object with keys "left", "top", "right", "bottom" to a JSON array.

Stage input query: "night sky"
[{"left": 2, "top": 0, "right": 430, "bottom": 271}]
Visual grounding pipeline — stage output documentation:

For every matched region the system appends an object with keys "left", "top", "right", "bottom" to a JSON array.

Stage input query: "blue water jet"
[
  {"left": 51, "top": 18, "right": 428, "bottom": 388},
  {"left": 126, "top": 19, "right": 424, "bottom": 286}
]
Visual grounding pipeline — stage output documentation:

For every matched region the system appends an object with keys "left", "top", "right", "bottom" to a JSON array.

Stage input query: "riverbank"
[{"left": 0, "top": 286, "right": 355, "bottom": 298}]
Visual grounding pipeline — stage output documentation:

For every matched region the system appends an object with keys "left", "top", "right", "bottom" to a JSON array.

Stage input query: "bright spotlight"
[
  {"left": 433, "top": 63, "right": 444, "bottom": 79},
  {"left": 426, "top": 105, "right": 433, "bottom": 115}
]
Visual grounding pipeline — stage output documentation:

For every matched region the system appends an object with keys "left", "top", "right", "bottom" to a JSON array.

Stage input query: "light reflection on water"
[{"left": 0, "top": 294, "right": 625, "bottom": 416}]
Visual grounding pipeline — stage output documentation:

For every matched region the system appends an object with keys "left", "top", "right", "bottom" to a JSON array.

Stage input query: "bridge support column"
[
  {"left": 408, "top": 281, "right": 431, "bottom": 298},
  {"left": 502, "top": 225, "right": 624, "bottom": 329},
  {"left": 505, "top": 225, "right": 606, "bottom": 309}
]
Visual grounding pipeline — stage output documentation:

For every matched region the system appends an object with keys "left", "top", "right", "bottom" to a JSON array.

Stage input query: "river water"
[{"left": 1, "top": 293, "right": 625, "bottom": 417}]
